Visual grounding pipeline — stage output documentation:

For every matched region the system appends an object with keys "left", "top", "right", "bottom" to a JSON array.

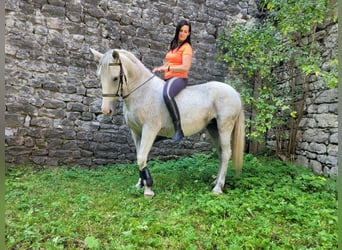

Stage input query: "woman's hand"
[{"left": 152, "top": 65, "right": 167, "bottom": 73}]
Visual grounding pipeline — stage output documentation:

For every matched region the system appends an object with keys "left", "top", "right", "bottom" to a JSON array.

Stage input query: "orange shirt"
[{"left": 164, "top": 43, "right": 193, "bottom": 80}]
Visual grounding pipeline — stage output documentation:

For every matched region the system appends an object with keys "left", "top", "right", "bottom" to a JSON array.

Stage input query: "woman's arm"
[{"left": 152, "top": 54, "right": 192, "bottom": 73}]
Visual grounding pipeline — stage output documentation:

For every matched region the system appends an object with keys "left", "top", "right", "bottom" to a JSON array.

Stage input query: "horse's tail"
[{"left": 232, "top": 109, "right": 245, "bottom": 175}]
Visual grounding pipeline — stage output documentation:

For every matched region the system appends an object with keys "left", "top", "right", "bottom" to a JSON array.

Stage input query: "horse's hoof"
[
  {"left": 213, "top": 191, "right": 222, "bottom": 195},
  {"left": 144, "top": 188, "right": 155, "bottom": 198},
  {"left": 144, "top": 193, "right": 154, "bottom": 198},
  {"left": 212, "top": 186, "right": 223, "bottom": 195}
]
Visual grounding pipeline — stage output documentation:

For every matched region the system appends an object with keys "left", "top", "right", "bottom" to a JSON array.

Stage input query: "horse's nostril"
[{"left": 102, "top": 108, "right": 112, "bottom": 115}]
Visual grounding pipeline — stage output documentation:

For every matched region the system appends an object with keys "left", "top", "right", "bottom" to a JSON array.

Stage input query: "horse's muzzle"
[
  {"left": 102, "top": 108, "right": 112, "bottom": 115},
  {"left": 101, "top": 101, "right": 115, "bottom": 115}
]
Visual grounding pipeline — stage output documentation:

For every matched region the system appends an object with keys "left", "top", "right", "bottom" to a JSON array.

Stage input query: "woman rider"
[{"left": 152, "top": 19, "right": 193, "bottom": 142}]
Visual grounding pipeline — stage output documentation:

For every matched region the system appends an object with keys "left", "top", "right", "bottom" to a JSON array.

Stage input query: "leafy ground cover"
[{"left": 6, "top": 153, "right": 337, "bottom": 249}]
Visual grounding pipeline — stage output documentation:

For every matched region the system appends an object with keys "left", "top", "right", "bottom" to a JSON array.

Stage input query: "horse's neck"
[
  {"left": 121, "top": 52, "right": 150, "bottom": 81},
  {"left": 125, "top": 60, "right": 156, "bottom": 90},
  {"left": 119, "top": 50, "right": 165, "bottom": 99}
]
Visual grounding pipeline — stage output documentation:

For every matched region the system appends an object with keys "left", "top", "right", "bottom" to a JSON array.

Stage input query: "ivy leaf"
[{"left": 85, "top": 236, "right": 100, "bottom": 249}]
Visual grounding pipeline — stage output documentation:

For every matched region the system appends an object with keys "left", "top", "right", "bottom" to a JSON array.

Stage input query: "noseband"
[{"left": 102, "top": 61, "right": 155, "bottom": 100}]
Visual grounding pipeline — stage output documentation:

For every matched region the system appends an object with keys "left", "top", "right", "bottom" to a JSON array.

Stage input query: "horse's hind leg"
[
  {"left": 206, "top": 120, "right": 222, "bottom": 185},
  {"left": 213, "top": 122, "right": 234, "bottom": 194}
]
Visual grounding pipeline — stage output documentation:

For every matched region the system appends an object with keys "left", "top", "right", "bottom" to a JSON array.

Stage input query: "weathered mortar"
[{"left": 5, "top": 0, "right": 258, "bottom": 167}]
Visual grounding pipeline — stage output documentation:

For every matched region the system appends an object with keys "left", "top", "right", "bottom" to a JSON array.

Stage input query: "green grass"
[{"left": 6, "top": 153, "right": 337, "bottom": 249}]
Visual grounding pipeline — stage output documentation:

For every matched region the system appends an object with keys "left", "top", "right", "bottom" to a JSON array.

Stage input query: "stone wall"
[
  {"left": 299, "top": 20, "right": 338, "bottom": 176},
  {"left": 5, "top": 0, "right": 259, "bottom": 168},
  {"left": 297, "top": 88, "right": 338, "bottom": 176},
  {"left": 267, "top": 21, "right": 338, "bottom": 176}
]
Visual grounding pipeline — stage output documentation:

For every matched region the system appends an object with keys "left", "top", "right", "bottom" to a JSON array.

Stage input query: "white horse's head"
[{"left": 90, "top": 48, "right": 127, "bottom": 115}]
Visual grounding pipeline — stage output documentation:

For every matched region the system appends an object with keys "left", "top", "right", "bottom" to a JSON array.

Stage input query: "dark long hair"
[{"left": 169, "top": 20, "right": 192, "bottom": 51}]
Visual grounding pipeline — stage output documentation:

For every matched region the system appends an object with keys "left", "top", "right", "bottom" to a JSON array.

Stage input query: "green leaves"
[
  {"left": 85, "top": 236, "right": 101, "bottom": 249},
  {"left": 218, "top": 0, "right": 337, "bottom": 152},
  {"left": 262, "top": 0, "right": 334, "bottom": 36},
  {"left": 321, "top": 59, "right": 338, "bottom": 88},
  {"left": 218, "top": 23, "right": 281, "bottom": 80}
]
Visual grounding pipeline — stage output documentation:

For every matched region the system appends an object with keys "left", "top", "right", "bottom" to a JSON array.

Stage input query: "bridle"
[{"left": 102, "top": 61, "right": 155, "bottom": 100}]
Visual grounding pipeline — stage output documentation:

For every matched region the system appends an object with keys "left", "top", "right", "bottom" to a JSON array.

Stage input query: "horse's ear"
[
  {"left": 112, "top": 50, "right": 120, "bottom": 61},
  {"left": 90, "top": 48, "right": 103, "bottom": 62}
]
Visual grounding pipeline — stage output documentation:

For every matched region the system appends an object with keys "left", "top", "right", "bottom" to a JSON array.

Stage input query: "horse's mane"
[{"left": 118, "top": 50, "right": 151, "bottom": 74}]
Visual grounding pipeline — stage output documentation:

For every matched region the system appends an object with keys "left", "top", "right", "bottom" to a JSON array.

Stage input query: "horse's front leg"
[
  {"left": 131, "top": 130, "right": 155, "bottom": 194},
  {"left": 135, "top": 126, "right": 158, "bottom": 198},
  {"left": 130, "top": 131, "right": 145, "bottom": 190}
]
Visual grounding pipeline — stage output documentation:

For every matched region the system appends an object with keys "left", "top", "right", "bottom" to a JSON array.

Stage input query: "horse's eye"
[{"left": 113, "top": 77, "right": 119, "bottom": 81}]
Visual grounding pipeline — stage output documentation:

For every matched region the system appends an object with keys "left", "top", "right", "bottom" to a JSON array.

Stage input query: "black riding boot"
[{"left": 165, "top": 97, "right": 184, "bottom": 142}]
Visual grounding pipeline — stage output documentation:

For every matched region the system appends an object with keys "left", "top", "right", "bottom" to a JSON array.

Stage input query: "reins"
[
  {"left": 122, "top": 74, "right": 155, "bottom": 99},
  {"left": 102, "top": 62, "right": 155, "bottom": 100}
]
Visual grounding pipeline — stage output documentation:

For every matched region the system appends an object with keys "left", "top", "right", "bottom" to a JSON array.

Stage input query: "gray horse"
[{"left": 90, "top": 48, "right": 245, "bottom": 197}]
